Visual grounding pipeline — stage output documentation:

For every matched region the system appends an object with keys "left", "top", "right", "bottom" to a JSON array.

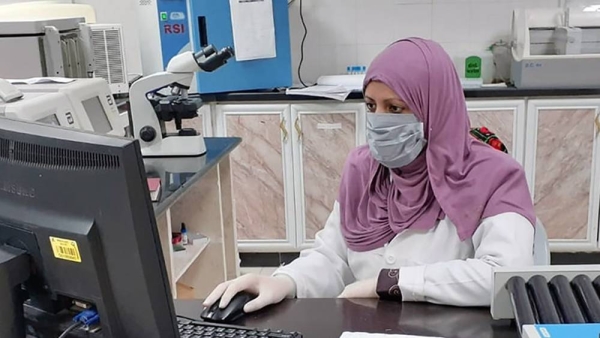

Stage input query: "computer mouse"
[{"left": 201, "top": 291, "right": 257, "bottom": 323}]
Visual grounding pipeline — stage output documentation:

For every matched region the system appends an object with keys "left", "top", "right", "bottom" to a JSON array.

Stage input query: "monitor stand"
[{"left": 0, "top": 245, "right": 30, "bottom": 338}]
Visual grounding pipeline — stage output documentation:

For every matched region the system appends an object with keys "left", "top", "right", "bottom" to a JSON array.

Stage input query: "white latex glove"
[
  {"left": 338, "top": 278, "right": 378, "bottom": 299},
  {"left": 203, "top": 274, "right": 296, "bottom": 313}
]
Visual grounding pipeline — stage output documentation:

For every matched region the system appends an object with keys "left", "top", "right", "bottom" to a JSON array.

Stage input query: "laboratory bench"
[
  {"left": 144, "top": 137, "right": 241, "bottom": 300},
  {"left": 198, "top": 86, "right": 600, "bottom": 102},
  {"left": 120, "top": 85, "right": 600, "bottom": 255},
  {"left": 175, "top": 298, "right": 519, "bottom": 338}
]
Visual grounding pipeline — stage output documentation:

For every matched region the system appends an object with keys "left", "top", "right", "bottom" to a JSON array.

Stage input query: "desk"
[
  {"left": 175, "top": 299, "right": 519, "bottom": 338},
  {"left": 145, "top": 137, "right": 241, "bottom": 299}
]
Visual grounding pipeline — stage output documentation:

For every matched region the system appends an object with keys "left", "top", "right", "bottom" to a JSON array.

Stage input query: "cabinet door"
[
  {"left": 291, "top": 103, "right": 366, "bottom": 248},
  {"left": 466, "top": 100, "right": 526, "bottom": 164},
  {"left": 525, "top": 99, "right": 600, "bottom": 252},
  {"left": 216, "top": 104, "right": 296, "bottom": 252},
  {"left": 164, "top": 105, "right": 213, "bottom": 136}
]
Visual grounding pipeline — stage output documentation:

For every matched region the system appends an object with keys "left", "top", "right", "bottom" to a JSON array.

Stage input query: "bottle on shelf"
[{"left": 181, "top": 223, "right": 189, "bottom": 245}]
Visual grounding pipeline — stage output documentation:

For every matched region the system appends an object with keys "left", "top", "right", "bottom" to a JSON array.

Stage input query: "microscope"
[{"left": 130, "top": 44, "right": 234, "bottom": 157}]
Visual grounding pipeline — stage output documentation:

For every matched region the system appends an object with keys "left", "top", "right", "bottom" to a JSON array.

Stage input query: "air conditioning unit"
[{"left": 89, "top": 24, "right": 128, "bottom": 94}]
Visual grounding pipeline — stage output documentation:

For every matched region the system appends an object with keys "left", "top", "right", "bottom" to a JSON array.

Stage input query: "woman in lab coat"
[{"left": 204, "top": 38, "right": 536, "bottom": 313}]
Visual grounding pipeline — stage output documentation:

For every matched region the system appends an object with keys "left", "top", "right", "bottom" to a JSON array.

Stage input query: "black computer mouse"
[{"left": 201, "top": 291, "right": 257, "bottom": 323}]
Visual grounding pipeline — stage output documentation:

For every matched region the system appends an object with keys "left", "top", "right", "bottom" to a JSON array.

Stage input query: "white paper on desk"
[
  {"left": 229, "top": 0, "right": 276, "bottom": 61},
  {"left": 340, "top": 332, "right": 443, "bottom": 338}
]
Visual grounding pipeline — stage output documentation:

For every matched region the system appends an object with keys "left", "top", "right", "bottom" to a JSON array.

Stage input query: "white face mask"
[{"left": 366, "top": 113, "right": 427, "bottom": 169}]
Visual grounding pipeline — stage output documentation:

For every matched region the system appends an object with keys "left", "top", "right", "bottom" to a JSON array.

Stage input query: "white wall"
[{"left": 287, "top": 0, "right": 561, "bottom": 85}]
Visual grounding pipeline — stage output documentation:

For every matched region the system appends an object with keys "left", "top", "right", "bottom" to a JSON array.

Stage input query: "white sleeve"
[
  {"left": 398, "top": 212, "right": 535, "bottom": 306},
  {"left": 273, "top": 201, "right": 355, "bottom": 298}
]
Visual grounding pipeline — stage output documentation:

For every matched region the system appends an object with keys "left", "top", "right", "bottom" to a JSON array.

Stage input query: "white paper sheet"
[
  {"left": 8, "top": 77, "right": 75, "bottom": 85},
  {"left": 340, "top": 333, "right": 442, "bottom": 338},
  {"left": 229, "top": 0, "right": 276, "bottom": 61},
  {"left": 286, "top": 85, "right": 352, "bottom": 101}
]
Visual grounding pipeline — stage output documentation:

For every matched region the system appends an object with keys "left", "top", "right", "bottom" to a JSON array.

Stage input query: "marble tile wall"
[
  {"left": 534, "top": 109, "right": 595, "bottom": 240},
  {"left": 226, "top": 114, "right": 287, "bottom": 240},
  {"left": 468, "top": 110, "right": 515, "bottom": 155},
  {"left": 301, "top": 113, "right": 356, "bottom": 240}
]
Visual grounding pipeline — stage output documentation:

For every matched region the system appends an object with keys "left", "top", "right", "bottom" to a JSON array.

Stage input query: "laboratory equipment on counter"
[
  {"left": 511, "top": 7, "right": 600, "bottom": 88},
  {"left": 137, "top": 0, "right": 191, "bottom": 76},
  {"left": 187, "top": 0, "right": 292, "bottom": 93},
  {"left": 0, "top": 78, "right": 124, "bottom": 136},
  {"left": 0, "top": 17, "right": 94, "bottom": 79},
  {"left": 0, "top": 91, "right": 86, "bottom": 130},
  {"left": 0, "top": 3, "right": 131, "bottom": 94},
  {"left": 492, "top": 265, "right": 600, "bottom": 337},
  {"left": 129, "top": 44, "right": 233, "bottom": 158}
]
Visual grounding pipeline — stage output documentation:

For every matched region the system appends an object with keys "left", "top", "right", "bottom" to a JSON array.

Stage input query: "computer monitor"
[{"left": 0, "top": 117, "right": 178, "bottom": 338}]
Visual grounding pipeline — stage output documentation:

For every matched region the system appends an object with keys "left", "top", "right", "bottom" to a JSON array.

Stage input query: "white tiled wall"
[{"left": 288, "top": 0, "right": 561, "bottom": 84}]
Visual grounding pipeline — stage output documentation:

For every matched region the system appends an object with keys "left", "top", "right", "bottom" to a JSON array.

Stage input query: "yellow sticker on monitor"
[{"left": 49, "top": 237, "right": 82, "bottom": 263}]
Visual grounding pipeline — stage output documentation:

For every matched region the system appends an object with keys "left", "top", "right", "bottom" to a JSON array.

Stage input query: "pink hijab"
[{"left": 338, "top": 38, "right": 535, "bottom": 252}]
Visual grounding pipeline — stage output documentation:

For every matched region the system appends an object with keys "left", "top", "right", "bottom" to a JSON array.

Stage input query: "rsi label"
[{"left": 164, "top": 24, "right": 185, "bottom": 34}]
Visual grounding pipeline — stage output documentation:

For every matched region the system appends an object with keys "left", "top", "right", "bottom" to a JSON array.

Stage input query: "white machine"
[
  {"left": 511, "top": 7, "right": 600, "bottom": 88},
  {"left": 0, "top": 3, "right": 131, "bottom": 95},
  {"left": 0, "top": 78, "right": 124, "bottom": 136},
  {"left": 0, "top": 90, "right": 87, "bottom": 129},
  {"left": 0, "top": 17, "right": 94, "bottom": 79},
  {"left": 130, "top": 44, "right": 233, "bottom": 158}
]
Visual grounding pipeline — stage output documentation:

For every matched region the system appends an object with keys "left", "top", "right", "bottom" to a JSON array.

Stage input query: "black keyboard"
[{"left": 177, "top": 316, "right": 302, "bottom": 338}]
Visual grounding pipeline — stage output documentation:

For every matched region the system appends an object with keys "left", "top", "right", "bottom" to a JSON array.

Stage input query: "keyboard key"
[{"left": 175, "top": 316, "right": 301, "bottom": 338}]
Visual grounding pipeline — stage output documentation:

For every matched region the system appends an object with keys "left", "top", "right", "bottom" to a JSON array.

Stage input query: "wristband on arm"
[{"left": 376, "top": 269, "right": 402, "bottom": 301}]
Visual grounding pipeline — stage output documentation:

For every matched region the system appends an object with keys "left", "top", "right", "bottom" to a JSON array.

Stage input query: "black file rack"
[{"left": 507, "top": 274, "right": 600, "bottom": 336}]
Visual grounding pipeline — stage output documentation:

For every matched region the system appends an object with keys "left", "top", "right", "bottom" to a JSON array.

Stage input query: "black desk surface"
[
  {"left": 175, "top": 299, "right": 518, "bottom": 338},
  {"left": 144, "top": 137, "right": 241, "bottom": 215}
]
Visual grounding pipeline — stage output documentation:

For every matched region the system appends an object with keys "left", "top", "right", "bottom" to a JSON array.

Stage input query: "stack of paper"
[
  {"left": 340, "top": 333, "right": 442, "bottom": 338},
  {"left": 286, "top": 85, "right": 351, "bottom": 101}
]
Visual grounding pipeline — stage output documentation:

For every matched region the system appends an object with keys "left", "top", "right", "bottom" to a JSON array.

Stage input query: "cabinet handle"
[
  {"left": 295, "top": 117, "right": 303, "bottom": 141},
  {"left": 596, "top": 115, "right": 600, "bottom": 137},
  {"left": 280, "top": 118, "right": 289, "bottom": 142}
]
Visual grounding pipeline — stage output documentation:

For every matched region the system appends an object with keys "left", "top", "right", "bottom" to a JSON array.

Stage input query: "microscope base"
[{"left": 141, "top": 135, "right": 207, "bottom": 158}]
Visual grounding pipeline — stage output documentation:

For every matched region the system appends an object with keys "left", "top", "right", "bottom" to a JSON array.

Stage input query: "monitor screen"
[
  {"left": 82, "top": 96, "right": 112, "bottom": 134},
  {"left": 36, "top": 114, "right": 60, "bottom": 126}
]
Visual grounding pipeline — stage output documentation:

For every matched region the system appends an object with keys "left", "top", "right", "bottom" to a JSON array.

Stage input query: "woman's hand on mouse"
[{"left": 203, "top": 274, "right": 296, "bottom": 313}]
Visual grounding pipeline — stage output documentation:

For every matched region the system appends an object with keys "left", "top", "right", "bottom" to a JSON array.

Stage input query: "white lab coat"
[{"left": 274, "top": 201, "right": 534, "bottom": 306}]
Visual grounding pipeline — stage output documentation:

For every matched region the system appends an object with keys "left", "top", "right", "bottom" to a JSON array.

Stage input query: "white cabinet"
[
  {"left": 290, "top": 103, "right": 366, "bottom": 249},
  {"left": 215, "top": 104, "right": 297, "bottom": 252},
  {"left": 214, "top": 102, "right": 366, "bottom": 251},
  {"left": 466, "top": 100, "right": 526, "bottom": 164},
  {"left": 210, "top": 97, "right": 600, "bottom": 254},
  {"left": 524, "top": 99, "right": 600, "bottom": 252}
]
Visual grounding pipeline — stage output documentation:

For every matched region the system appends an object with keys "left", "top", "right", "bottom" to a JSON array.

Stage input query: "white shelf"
[{"left": 173, "top": 237, "right": 210, "bottom": 282}]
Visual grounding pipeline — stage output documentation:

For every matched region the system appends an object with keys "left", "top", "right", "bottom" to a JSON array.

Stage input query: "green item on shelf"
[
  {"left": 173, "top": 243, "right": 186, "bottom": 252},
  {"left": 465, "top": 56, "right": 482, "bottom": 79}
]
